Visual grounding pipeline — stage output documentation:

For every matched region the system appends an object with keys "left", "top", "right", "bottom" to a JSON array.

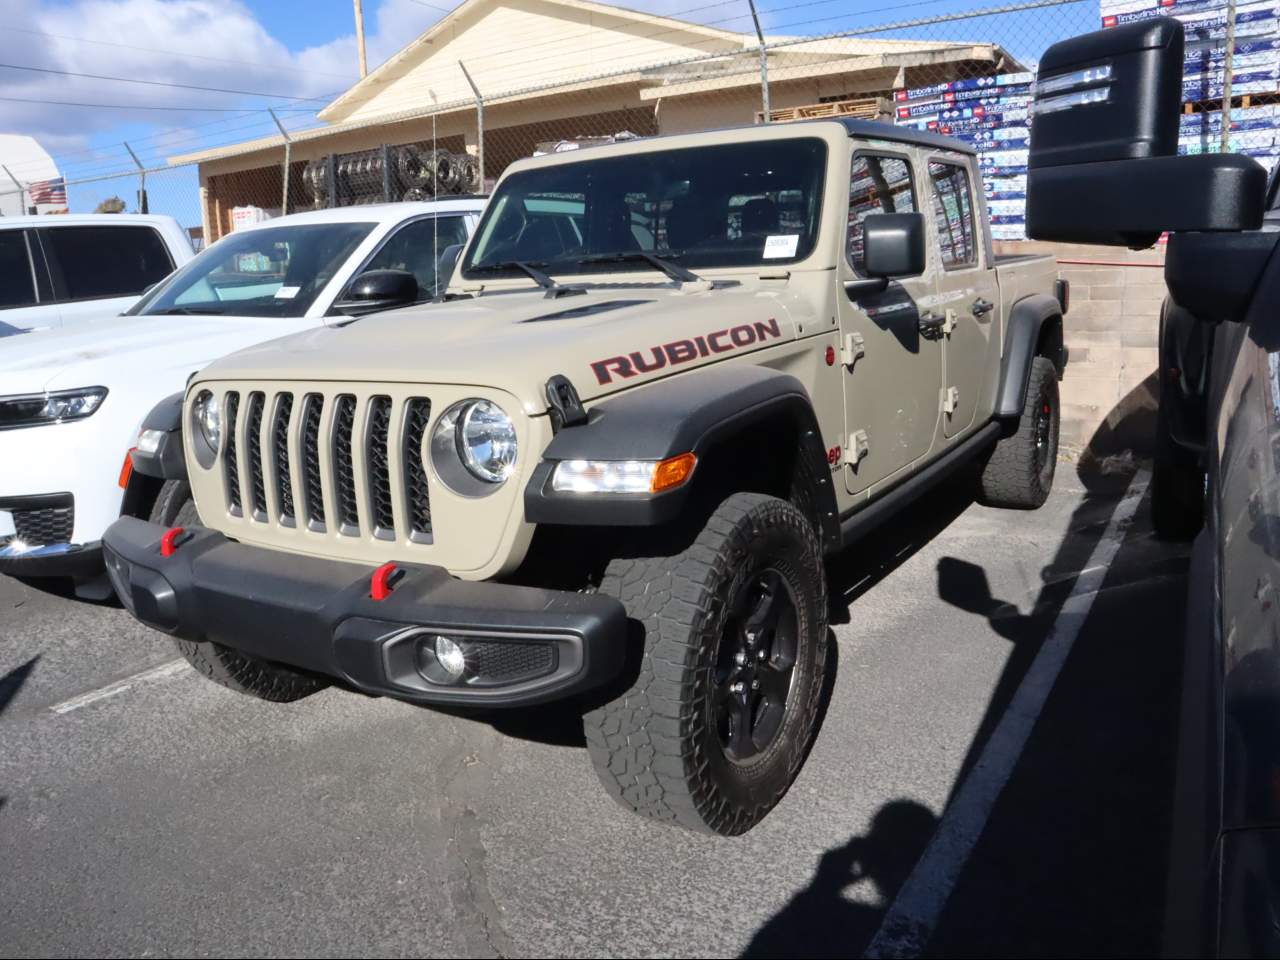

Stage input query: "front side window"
[
  {"left": 134, "top": 222, "right": 374, "bottom": 318},
  {"left": 0, "top": 231, "right": 36, "bottom": 309},
  {"left": 847, "top": 154, "right": 916, "bottom": 276},
  {"left": 362, "top": 215, "right": 470, "bottom": 299},
  {"left": 463, "top": 138, "right": 827, "bottom": 278},
  {"left": 41, "top": 225, "right": 174, "bottom": 301},
  {"left": 929, "top": 161, "right": 978, "bottom": 269}
]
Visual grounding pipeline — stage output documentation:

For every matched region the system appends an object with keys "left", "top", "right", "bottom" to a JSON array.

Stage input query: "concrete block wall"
[{"left": 995, "top": 240, "right": 1167, "bottom": 459}]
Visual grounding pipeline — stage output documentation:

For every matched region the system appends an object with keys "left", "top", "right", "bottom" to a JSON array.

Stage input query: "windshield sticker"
[
  {"left": 763, "top": 235, "right": 799, "bottom": 259},
  {"left": 274, "top": 286, "right": 301, "bottom": 299}
]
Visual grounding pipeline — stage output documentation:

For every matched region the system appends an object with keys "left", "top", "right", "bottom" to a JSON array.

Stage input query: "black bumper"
[
  {"left": 0, "top": 542, "right": 104, "bottom": 578},
  {"left": 102, "top": 517, "right": 628, "bottom": 707}
]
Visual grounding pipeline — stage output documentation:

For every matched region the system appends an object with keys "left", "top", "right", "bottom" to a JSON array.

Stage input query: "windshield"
[
  {"left": 461, "top": 138, "right": 827, "bottom": 279},
  {"left": 133, "top": 221, "right": 375, "bottom": 318}
]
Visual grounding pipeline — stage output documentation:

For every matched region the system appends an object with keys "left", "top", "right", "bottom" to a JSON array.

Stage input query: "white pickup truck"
[
  {"left": 0, "top": 214, "right": 195, "bottom": 336},
  {"left": 0, "top": 199, "right": 485, "bottom": 596}
]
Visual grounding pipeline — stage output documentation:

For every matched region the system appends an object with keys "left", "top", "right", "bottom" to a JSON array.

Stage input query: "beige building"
[{"left": 175, "top": 0, "right": 1023, "bottom": 240}]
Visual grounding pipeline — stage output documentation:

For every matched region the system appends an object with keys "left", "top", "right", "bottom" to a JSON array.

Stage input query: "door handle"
[
  {"left": 971, "top": 297, "right": 995, "bottom": 316},
  {"left": 918, "top": 311, "right": 946, "bottom": 336}
]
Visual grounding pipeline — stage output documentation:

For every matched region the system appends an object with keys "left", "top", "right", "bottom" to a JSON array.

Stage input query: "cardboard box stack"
[
  {"left": 1102, "top": 0, "right": 1280, "bottom": 171},
  {"left": 892, "top": 74, "right": 1035, "bottom": 240}
]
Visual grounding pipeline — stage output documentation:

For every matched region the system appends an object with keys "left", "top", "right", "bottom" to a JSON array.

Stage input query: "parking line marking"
[
  {"left": 48, "top": 659, "right": 191, "bottom": 715},
  {"left": 864, "top": 469, "right": 1150, "bottom": 959}
]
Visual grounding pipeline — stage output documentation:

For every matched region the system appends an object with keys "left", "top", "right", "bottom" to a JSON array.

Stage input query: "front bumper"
[
  {"left": 102, "top": 517, "right": 628, "bottom": 708},
  {"left": 0, "top": 492, "right": 103, "bottom": 578},
  {"left": 0, "top": 540, "right": 103, "bottom": 578}
]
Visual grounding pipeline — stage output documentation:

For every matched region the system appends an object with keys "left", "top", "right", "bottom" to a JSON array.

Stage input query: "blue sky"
[{"left": 0, "top": 0, "right": 1097, "bottom": 224}]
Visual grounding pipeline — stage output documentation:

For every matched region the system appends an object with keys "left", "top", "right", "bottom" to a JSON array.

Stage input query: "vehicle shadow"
[
  {"left": 744, "top": 376, "right": 1180, "bottom": 956},
  {"left": 0, "top": 656, "right": 39, "bottom": 812},
  {"left": 740, "top": 798, "right": 938, "bottom": 959}
]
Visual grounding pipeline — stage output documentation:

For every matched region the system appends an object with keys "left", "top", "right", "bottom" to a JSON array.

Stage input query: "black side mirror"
[
  {"left": 862, "top": 213, "right": 926, "bottom": 281},
  {"left": 333, "top": 269, "right": 419, "bottom": 317},
  {"left": 435, "top": 243, "right": 464, "bottom": 296},
  {"left": 1027, "top": 19, "right": 1264, "bottom": 247}
]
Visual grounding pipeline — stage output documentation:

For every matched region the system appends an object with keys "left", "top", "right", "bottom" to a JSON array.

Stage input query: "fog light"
[{"left": 434, "top": 636, "right": 466, "bottom": 679}]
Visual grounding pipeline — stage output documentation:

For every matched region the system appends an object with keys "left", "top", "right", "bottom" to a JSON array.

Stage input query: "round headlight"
[
  {"left": 193, "top": 390, "right": 221, "bottom": 452},
  {"left": 455, "top": 400, "right": 517, "bottom": 483}
]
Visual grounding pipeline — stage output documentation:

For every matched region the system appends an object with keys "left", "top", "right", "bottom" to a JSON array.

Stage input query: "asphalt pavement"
[{"left": 0, "top": 460, "right": 1190, "bottom": 958}]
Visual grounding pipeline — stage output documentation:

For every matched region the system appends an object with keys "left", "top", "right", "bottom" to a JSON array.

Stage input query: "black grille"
[
  {"left": 366, "top": 396, "right": 394, "bottom": 537},
  {"left": 224, "top": 392, "right": 241, "bottom": 514},
  {"left": 333, "top": 394, "right": 359, "bottom": 533},
  {"left": 272, "top": 394, "right": 295, "bottom": 524},
  {"left": 403, "top": 398, "right": 433, "bottom": 539},
  {"left": 301, "top": 393, "right": 325, "bottom": 528},
  {"left": 467, "top": 640, "right": 557, "bottom": 685},
  {"left": 12, "top": 504, "right": 74, "bottom": 546},
  {"left": 245, "top": 392, "right": 267, "bottom": 518}
]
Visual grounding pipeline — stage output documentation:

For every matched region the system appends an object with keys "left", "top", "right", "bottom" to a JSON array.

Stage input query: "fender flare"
[
  {"left": 995, "top": 294, "right": 1066, "bottom": 419},
  {"left": 129, "top": 391, "right": 187, "bottom": 482},
  {"left": 523, "top": 365, "right": 841, "bottom": 552}
]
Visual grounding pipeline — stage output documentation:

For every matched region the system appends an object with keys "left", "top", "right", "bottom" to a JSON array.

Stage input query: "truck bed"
[{"left": 995, "top": 252, "right": 1058, "bottom": 327}]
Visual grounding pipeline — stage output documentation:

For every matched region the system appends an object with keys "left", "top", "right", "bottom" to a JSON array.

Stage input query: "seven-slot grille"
[{"left": 218, "top": 389, "right": 433, "bottom": 542}]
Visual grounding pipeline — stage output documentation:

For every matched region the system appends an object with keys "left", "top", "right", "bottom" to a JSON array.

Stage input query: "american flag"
[{"left": 29, "top": 177, "right": 67, "bottom": 206}]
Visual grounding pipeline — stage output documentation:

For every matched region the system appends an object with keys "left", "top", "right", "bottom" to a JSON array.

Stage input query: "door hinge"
[
  {"left": 943, "top": 386, "right": 960, "bottom": 415},
  {"left": 943, "top": 308, "right": 957, "bottom": 336},
  {"left": 840, "top": 331, "right": 865, "bottom": 367},
  {"left": 847, "top": 429, "right": 869, "bottom": 465}
]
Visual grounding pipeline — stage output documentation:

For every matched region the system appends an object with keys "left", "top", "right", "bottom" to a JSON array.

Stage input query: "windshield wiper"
[
  {"left": 152, "top": 306, "right": 226, "bottom": 315},
  {"left": 467, "top": 260, "right": 584, "bottom": 299},
  {"left": 576, "top": 250, "right": 703, "bottom": 284}
]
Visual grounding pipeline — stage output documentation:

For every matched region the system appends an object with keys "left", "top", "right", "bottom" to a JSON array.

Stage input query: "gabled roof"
[{"left": 319, "top": 0, "right": 753, "bottom": 122}]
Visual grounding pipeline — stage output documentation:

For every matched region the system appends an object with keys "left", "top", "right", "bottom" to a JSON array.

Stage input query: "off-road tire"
[
  {"left": 1150, "top": 405, "right": 1205, "bottom": 541},
  {"left": 978, "top": 355, "right": 1059, "bottom": 509},
  {"left": 584, "top": 492, "right": 828, "bottom": 836},
  {"left": 147, "top": 479, "right": 326, "bottom": 703}
]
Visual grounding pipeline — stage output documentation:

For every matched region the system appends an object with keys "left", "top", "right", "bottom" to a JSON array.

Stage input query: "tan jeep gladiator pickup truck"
[{"left": 104, "top": 118, "right": 1067, "bottom": 835}]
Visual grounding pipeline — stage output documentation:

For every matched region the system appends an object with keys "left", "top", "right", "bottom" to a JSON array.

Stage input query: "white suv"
[
  {"left": 0, "top": 214, "right": 194, "bottom": 335},
  {"left": 0, "top": 199, "right": 484, "bottom": 595}
]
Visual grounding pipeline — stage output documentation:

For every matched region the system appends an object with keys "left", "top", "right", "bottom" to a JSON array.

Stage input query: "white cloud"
[{"left": 0, "top": 0, "right": 748, "bottom": 180}]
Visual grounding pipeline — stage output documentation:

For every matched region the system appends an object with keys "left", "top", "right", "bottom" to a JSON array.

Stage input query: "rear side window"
[
  {"left": 928, "top": 161, "right": 978, "bottom": 269},
  {"left": 847, "top": 154, "right": 916, "bottom": 276},
  {"left": 41, "top": 225, "right": 175, "bottom": 301},
  {"left": 0, "top": 231, "right": 36, "bottom": 309}
]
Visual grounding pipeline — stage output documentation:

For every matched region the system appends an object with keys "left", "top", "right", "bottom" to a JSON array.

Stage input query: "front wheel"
[{"left": 584, "top": 492, "right": 828, "bottom": 836}]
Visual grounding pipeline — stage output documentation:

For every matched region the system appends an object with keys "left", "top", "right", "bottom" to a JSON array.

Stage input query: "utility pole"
[
  {"left": 747, "top": 0, "right": 770, "bottom": 123},
  {"left": 354, "top": 0, "right": 369, "bottom": 78}
]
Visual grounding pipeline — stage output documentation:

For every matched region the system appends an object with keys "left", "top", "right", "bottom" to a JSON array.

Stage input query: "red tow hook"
[
  {"left": 160, "top": 526, "right": 186, "bottom": 557},
  {"left": 371, "top": 562, "right": 399, "bottom": 601}
]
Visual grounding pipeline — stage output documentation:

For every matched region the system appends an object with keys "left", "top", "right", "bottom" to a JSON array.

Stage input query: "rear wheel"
[
  {"left": 584, "top": 492, "right": 828, "bottom": 835},
  {"left": 148, "top": 479, "right": 326, "bottom": 703},
  {"left": 978, "top": 355, "right": 1059, "bottom": 509}
]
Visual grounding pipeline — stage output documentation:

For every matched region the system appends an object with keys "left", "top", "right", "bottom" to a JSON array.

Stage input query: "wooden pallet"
[
  {"left": 757, "top": 97, "right": 890, "bottom": 124},
  {"left": 1182, "top": 90, "right": 1280, "bottom": 113}
]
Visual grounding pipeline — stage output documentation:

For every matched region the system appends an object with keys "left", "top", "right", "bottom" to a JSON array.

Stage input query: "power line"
[
  {"left": 0, "top": 61, "right": 334, "bottom": 102},
  {"left": 5, "top": 25, "right": 359, "bottom": 81},
  {"left": 0, "top": 95, "right": 320, "bottom": 112},
  {"left": 405, "top": 0, "right": 460, "bottom": 12}
]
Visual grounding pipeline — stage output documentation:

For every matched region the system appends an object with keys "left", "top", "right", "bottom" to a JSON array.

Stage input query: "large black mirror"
[
  {"left": 1027, "top": 19, "right": 1265, "bottom": 247},
  {"left": 863, "top": 213, "right": 926, "bottom": 280},
  {"left": 333, "top": 269, "right": 419, "bottom": 317}
]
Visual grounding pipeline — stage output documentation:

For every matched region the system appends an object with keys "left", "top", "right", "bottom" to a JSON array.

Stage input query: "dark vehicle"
[{"left": 1027, "top": 20, "right": 1280, "bottom": 956}]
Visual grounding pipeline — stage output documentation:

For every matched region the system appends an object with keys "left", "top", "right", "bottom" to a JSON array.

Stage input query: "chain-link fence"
[{"left": 0, "top": 0, "right": 1272, "bottom": 248}]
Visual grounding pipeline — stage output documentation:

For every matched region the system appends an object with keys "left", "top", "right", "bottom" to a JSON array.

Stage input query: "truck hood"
[
  {"left": 0, "top": 313, "right": 314, "bottom": 395},
  {"left": 195, "top": 283, "right": 815, "bottom": 412}
]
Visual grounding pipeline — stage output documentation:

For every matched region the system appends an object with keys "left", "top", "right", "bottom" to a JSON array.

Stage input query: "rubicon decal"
[{"left": 590, "top": 318, "right": 782, "bottom": 385}]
